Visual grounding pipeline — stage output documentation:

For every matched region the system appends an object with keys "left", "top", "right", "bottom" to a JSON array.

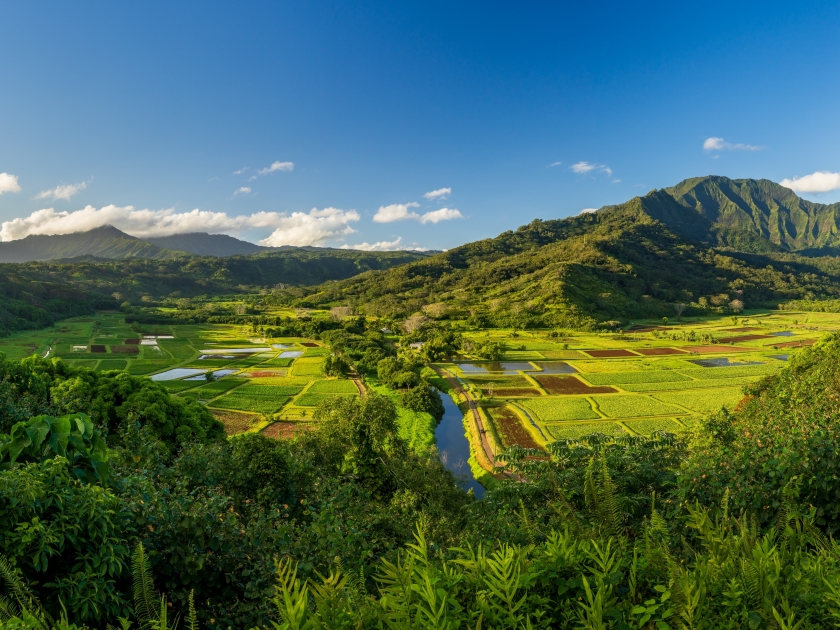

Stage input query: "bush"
[{"left": 399, "top": 384, "right": 444, "bottom": 421}]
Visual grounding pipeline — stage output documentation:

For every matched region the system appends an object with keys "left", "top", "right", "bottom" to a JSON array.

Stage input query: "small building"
[
  {"left": 381, "top": 327, "right": 392, "bottom": 334},
  {"left": 409, "top": 342, "right": 425, "bottom": 350}
]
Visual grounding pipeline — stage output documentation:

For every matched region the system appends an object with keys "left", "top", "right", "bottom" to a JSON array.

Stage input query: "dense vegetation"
[{"left": 2, "top": 329, "right": 840, "bottom": 627}]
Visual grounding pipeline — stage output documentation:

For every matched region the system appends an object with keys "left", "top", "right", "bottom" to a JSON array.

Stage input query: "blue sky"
[{"left": 1, "top": 1, "right": 839, "bottom": 250}]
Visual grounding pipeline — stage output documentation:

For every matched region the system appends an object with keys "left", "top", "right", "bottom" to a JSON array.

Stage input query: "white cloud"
[
  {"left": 35, "top": 181, "right": 87, "bottom": 201},
  {"left": 612, "top": 179, "right": 622, "bottom": 183},
  {"left": 233, "top": 187, "right": 252, "bottom": 196},
  {"left": 423, "top": 187, "right": 451, "bottom": 200},
  {"left": 548, "top": 162, "right": 563, "bottom": 167},
  {"left": 340, "top": 237, "right": 428, "bottom": 252},
  {"left": 373, "top": 202, "right": 463, "bottom": 224},
  {"left": 419, "top": 207, "right": 463, "bottom": 224},
  {"left": 259, "top": 207, "right": 359, "bottom": 246},
  {"left": 780, "top": 171, "right": 840, "bottom": 194},
  {"left": 579, "top": 208, "right": 598, "bottom": 214},
  {"left": 0, "top": 173, "right": 21, "bottom": 195},
  {"left": 373, "top": 202, "right": 420, "bottom": 223},
  {"left": 703, "top": 137, "right": 762, "bottom": 152},
  {"left": 0, "top": 204, "right": 359, "bottom": 247},
  {"left": 570, "top": 162, "right": 612, "bottom": 176},
  {"left": 257, "top": 161, "right": 294, "bottom": 175},
  {"left": 233, "top": 167, "right": 249, "bottom": 175}
]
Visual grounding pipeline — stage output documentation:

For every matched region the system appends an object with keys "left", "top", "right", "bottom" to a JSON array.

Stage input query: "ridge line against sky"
[{"left": 1, "top": 1, "right": 839, "bottom": 250}]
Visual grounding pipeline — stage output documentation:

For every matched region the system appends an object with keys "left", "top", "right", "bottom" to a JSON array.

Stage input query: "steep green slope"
[
  {"left": 662, "top": 176, "right": 840, "bottom": 251},
  {"left": 144, "top": 232, "right": 266, "bottom": 256},
  {"left": 287, "top": 186, "right": 840, "bottom": 325},
  {"left": 0, "top": 225, "right": 176, "bottom": 262}
]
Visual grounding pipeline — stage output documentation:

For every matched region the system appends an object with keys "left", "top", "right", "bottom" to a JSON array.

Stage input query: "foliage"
[
  {"left": 398, "top": 385, "right": 444, "bottom": 421},
  {"left": 0, "top": 412, "right": 109, "bottom": 484},
  {"left": 321, "top": 355, "right": 350, "bottom": 377}
]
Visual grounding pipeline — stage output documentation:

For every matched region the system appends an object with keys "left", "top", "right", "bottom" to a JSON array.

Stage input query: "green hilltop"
[{"left": 287, "top": 176, "right": 840, "bottom": 325}]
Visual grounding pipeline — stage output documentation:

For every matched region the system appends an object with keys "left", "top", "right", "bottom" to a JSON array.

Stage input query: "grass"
[
  {"left": 211, "top": 391, "right": 291, "bottom": 414},
  {"left": 620, "top": 377, "right": 761, "bottom": 392},
  {"left": 292, "top": 358, "right": 325, "bottom": 376},
  {"left": 128, "top": 361, "right": 172, "bottom": 375},
  {"left": 520, "top": 397, "right": 600, "bottom": 422},
  {"left": 652, "top": 388, "right": 745, "bottom": 414},
  {"left": 183, "top": 378, "right": 246, "bottom": 398},
  {"left": 677, "top": 365, "right": 780, "bottom": 379},
  {"left": 306, "top": 379, "right": 359, "bottom": 394},
  {"left": 159, "top": 380, "right": 199, "bottom": 393},
  {"left": 592, "top": 394, "right": 685, "bottom": 418}
]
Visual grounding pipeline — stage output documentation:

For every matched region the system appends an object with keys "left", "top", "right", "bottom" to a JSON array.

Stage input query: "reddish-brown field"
[
  {"left": 724, "top": 327, "right": 759, "bottom": 332},
  {"left": 90, "top": 345, "right": 106, "bottom": 353},
  {"left": 211, "top": 410, "right": 256, "bottom": 435},
  {"left": 772, "top": 339, "right": 816, "bottom": 348},
  {"left": 718, "top": 334, "right": 773, "bottom": 343},
  {"left": 301, "top": 342, "right": 319, "bottom": 347},
  {"left": 124, "top": 338, "right": 141, "bottom": 344},
  {"left": 635, "top": 347, "right": 687, "bottom": 356},
  {"left": 585, "top": 349, "right": 638, "bottom": 358},
  {"left": 488, "top": 406, "right": 542, "bottom": 450},
  {"left": 110, "top": 345, "right": 140, "bottom": 354},
  {"left": 246, "top": 370, "right": 286, "bottom": 377},
  {"left": 535, "top": 375, "right": 617, "bottom": 395},
  {"left": 262, "top": 422, "right": 312, "bottom": 439},
  {"left": 685, "top": 345, "right": 751, "bottom": 353}
]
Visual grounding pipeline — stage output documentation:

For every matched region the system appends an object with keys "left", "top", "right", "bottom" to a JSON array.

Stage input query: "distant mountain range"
[{"left": 0, "top": 226, "right": 271, "bottom": 262}]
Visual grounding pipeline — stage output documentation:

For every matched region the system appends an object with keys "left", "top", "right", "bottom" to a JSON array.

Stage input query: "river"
[{"left": 435, "top": 392, "right": 486, "bottom": 497}]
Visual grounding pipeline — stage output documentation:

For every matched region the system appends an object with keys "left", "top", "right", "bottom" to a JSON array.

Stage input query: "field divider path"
[
  {"left": 508, "top": 402, "right": 549, "bottom": 442},
  {"left": 521, "top": 372, "right": 548, "bottom": 396},
  {"left": 585, "top": 396, "right": 608, "bottom": 419}
]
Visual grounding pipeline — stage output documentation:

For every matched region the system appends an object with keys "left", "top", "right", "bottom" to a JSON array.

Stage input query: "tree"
[
  {"left": 422, "top": 303, "right": 448, "bottom": 319},
  {"left": 729, "top": 299, "right": 744, "bottom": 312},
  {"left": 330, "top": 306, "right": 354, "bottom": 321},
  {"left": 402, "top": 313, "right": 430, "bottom": 334},
  {"left": 322, "top": 355, "right": 350, "bottom": 377},
  {"left": 673, "top": 303, "right": 686, "bottom": 319},
  {"left": 399, "top": 385, "right": 445, "bottom": 421}
]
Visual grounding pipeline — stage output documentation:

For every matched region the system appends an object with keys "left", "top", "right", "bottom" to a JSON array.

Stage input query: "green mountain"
[
  {"left": 144, "top": 232, "right": 267, "bottom": 256},
  {"left": 286, "top": 176, "right": 840, "bottom": 326},
  {"left": 655, "top": 176, "right": 840, "bottom": 252},
  {"left": 0, "top": 225, "right": 175, "bottom": 262}
]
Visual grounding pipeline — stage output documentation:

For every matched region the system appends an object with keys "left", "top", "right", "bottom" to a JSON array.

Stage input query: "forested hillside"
[{"left": 284, "top": 177, "right": 840, "bottom": 326}]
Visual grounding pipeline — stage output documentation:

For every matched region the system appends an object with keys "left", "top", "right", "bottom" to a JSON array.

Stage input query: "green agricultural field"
[
  {"left": 623, "top": 418, "right": 683, "bottom": 435},
  {"left": 295, "top": 392, "right": 358, "bottom": 407},
  {"left": 306, "top": 379, "right": 358, "bottom": 394},
  {"left": 546, "top": 422, "right": 628, "bottom": 440},
  {"left": 96, "top": 359, "right": 127, "bottom": 371},
  {"left": 181, "top": 378, "right": 246, "bottom": 399},
  {"left": 520, "top": 397, "right": 600, "bottom": 422},
  {"left": 677, "top": 365, "right": 780, "bottom": 379},
  {"left": 653, "top": 387, "right": 745, "bottom": 414},
  {"left": 580, "top": 370, "right": 691, "bottom": 385},
  {"left": 620, "top": 376, "right": 762, "bottom": 392},
  {"left": 292, "top": 358, "right": 326, "bottom": 376},
  {"left": 592, "top": 394, "right": 685, "bottom": 418}
]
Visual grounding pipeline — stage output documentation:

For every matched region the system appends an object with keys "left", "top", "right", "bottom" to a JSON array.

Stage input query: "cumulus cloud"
[
  {"left": 548, "top": 162, "right": 563, "bottom": 167},
  {"left": 780, "top": 171, "right": 840, "bottom": 194},
  {"left": 0, "top": 204, "right": 359, "bottom": 247},
  {"left": 373, "top": 202, "right": 463, "bottom": 224},
  {"left": 571, "top": 162, "right": 612, "bottom": 176},
  {"left": 373, "top": 202, "right": 421, "bottom": 223},
  {"left": 233, "top": 187, "right": 252, "bottom": 196},
  {"left": 579, "top": 208, "right": 598, "bottom": 214},
  {"left": 35, "top": 181, "right": 87, "bottom": 201},
  {"left": 419, "top": 207, "right": 463, "bottom": 224},
  {"left": 233, "top": 167, "right": 249, "bottom": 175},
  {"left": 257, "top": 161, "right": 294, "bottom": 175},
  {"left": 703, "top": 137, "right": 762, "bottom": 152},
  {"left": 341, "top": 237, "right": 428, "bottom": 252},
  {"left": 423, "top": 187, "right": 451, "bottom": 200},
  {"left": 0, "top": 173, "right": 21, "bottom": 195}
]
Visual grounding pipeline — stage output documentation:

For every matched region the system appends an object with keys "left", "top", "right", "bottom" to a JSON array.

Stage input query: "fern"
[
  {"left": 132, "top": 543, "right": 160, "bottom": 629},
  {"left": 0, "top": 554, "right": 52, "bottom": 630}
]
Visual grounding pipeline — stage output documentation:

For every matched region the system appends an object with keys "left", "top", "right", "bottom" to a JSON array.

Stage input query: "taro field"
[
  {"left": 0, "top": 311, "right": 359, "bottom": 437},
  {"left": 437, "top": 310, "right": 836, "bottom": 450}
]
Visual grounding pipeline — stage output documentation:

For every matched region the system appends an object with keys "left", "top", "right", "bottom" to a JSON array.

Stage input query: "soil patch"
[
  {"left": 724, "top": 327, "right": 759, "bottom": 332},
  {"left": 246, "top": 370, "right": 286, "bottom": 378},
  {"left": 262, "top": 422, "right": 313, "bottom": 439},
  {"left": 684, "top": 345, "right": 751, "bottom": 353},
  {"left": 211, "top": 410, "right": 257, "bottom": 435},
  {"left": 301, "top": 342, "right": 319, "bottom": 347},
  {"left": 627, "top": 325, "right": 667, "bottom": 332},
  {"left": 717, "top": 334, "right": 773, "bottom": 343},
  {"left": 535, "top": 375, "right": 617, "bottom": 395},
  {"left": 110, "top": 345, "right": 140, "bottom": 354},
  {"left": 772, "top": 339, "right": 816, "bottom": 348},
  {"left": 585, "top": 349, "right": 638, "bottom": 358},
  {"left": 90, "top": 345, "right": 106, "bottom": 353},
  {"left": 635, "top": 348, "right": 687, "bottom": 356},
  {"left": 124, "top": 338, "right": 141, "bottom": 345},
  {"left": 489, "top": 406, "right": 542, "bottom": 450}
]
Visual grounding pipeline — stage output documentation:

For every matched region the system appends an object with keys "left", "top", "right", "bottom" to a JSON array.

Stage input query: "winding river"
[{"left": 434, "top": 392, "right": 486, "bottom": 497}]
